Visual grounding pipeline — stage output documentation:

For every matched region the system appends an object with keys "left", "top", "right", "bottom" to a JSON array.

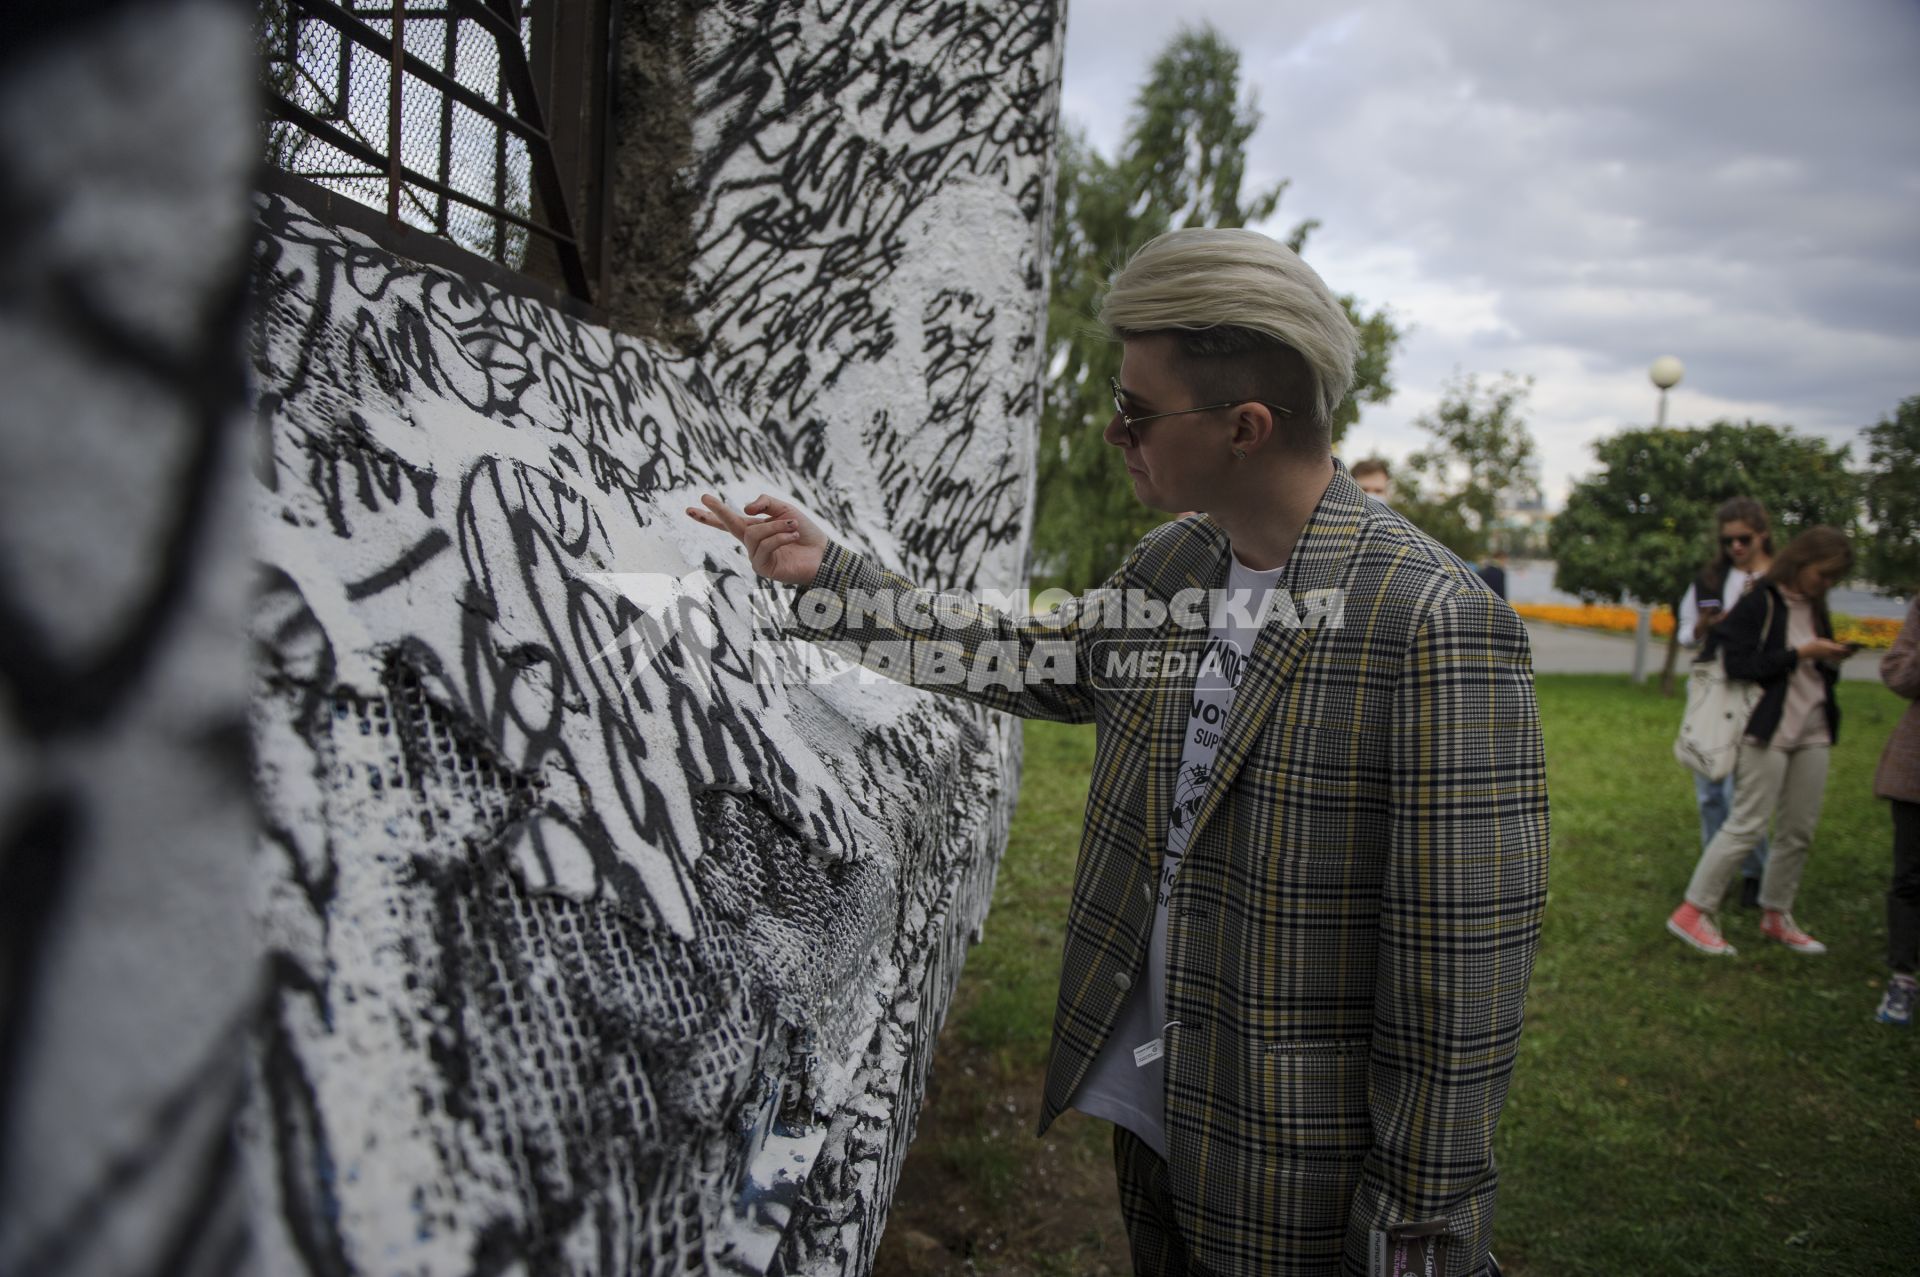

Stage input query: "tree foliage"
[
  {"left": 1398, "top": 372, "right": 1539, "bottom": 561},
  {"left": 1033, "top": 26, "right": 1400, "bottom": 592},
  {"left": 1859, "top": 395, "right": 1920, "bottom": 596},
  {"left": 1337, "top": 303, "right": 1401, "bottom": 444},
  {"left": 1550, "top": 422, "right": 1858, "bottom": 608}
]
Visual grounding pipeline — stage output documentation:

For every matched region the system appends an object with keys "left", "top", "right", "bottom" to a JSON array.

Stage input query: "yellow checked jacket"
[{"left": 790, "top": 468, "right": 1549, "bottom": 1276}]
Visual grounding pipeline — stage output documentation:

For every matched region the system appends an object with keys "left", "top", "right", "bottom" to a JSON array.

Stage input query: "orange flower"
[
  {"left": 1511, "top": 603, "right": 1671, "bottom": 636},
  {"left": 1510, "top": 603, "right": 1896, "bottom": 649},
  {"left": 1833, "top": 615, "right": 1898, "bottom": 650}
]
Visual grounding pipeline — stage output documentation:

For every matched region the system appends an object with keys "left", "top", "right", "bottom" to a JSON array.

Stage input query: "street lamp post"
[
  {"left": 1650, "top": 354, "right": 1684, "bottom": 427},
  {"left": 1634, "top": 356, "right": 1686, "bottom": 683}
]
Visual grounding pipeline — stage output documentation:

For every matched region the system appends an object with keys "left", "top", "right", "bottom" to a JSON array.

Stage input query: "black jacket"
[
  {"left": 1700, "top": 580, "right": 1841, "bottom": 746},
  {"left": 1687, "top": 561, "right": 1732, "bottom": 613}
]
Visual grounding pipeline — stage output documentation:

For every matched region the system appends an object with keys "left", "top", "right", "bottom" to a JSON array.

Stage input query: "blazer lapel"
[
  {"left": 1141, "top": 518, "right": 1231, "bottom": 870},
  {"left": 1177, "top": 467, "right": 1367, "bottom": 851}
]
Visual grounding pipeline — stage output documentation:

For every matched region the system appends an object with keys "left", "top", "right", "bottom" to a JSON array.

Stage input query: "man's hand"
[
  {"left": 685, "top": 492, "right": 826, "bottom": 587},
  {"left": 1798, "top": 637, "right": 1852, "bottom": 662}
]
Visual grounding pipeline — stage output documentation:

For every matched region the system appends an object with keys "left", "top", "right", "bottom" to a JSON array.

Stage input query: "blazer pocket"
[{"left": 1254, "top": 1037, "right": 1372, "bottom": 1165}]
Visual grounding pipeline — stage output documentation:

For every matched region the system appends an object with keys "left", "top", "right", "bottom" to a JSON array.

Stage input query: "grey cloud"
[{"left": 1061, "top": 0, "right": 1920, "bottom": 484}]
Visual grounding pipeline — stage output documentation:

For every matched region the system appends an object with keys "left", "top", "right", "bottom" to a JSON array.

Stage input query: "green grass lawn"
[{"left": 919, "top": 674, "right": 1917, "bottom": 1276}]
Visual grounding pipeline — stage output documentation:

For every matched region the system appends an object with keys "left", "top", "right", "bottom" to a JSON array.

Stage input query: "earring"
[{"left": 1234, "top": 448, "right": 1247, "bottom": 460}]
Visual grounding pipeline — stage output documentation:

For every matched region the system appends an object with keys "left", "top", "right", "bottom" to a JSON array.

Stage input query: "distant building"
[{"left": 1493, "top": 473, "right": 1552, "bottom": 557}]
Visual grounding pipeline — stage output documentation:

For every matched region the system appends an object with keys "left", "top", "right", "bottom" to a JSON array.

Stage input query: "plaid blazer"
[{"left": 791, "top": 467, "right": 1549, "bottom": 1275}]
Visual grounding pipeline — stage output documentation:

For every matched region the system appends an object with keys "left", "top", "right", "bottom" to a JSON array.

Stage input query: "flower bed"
[
  {"left": 1512, "top": 603, "right": 1673, "bottom": 637},
  {"left": 1511, "top": 603, "right": 1899, "bottom": 650},
  {"left": 1834, "top": 615, "right": 1901, "bottom": 649}
]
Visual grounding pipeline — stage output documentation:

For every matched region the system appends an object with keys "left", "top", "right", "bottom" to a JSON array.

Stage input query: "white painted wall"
[
  {"left": 1, "top": 1, "right": 1063, "bottom": 1273},
  {"left": 244, "top": 3, "right": 1064, "bottom": 1274}
]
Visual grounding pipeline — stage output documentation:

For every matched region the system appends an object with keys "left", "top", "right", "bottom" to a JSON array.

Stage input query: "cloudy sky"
[{"left": 1059, "top": 0, "right": 1920, "bottom": 505}]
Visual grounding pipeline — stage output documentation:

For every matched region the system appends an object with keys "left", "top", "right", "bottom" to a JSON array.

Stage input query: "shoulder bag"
[{"left": 1674, "top": 589, "right": 1775, "bottom": 781}]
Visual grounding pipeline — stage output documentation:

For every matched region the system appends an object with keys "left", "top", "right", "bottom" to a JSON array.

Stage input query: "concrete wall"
[
  {"left": 245, "top": 2, "right": 1061, "bottom": 1275},
  {"left": 0, "top": 3, "right": 261, "bottom": 1275},
  {"left": 3, "top": 0, "right": 1062, "bottom": 1272}
]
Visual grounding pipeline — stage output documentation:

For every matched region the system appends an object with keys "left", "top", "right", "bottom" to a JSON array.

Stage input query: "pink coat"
[{"left": 1874, "top": 595, "right": 1920, "bottom": 804}]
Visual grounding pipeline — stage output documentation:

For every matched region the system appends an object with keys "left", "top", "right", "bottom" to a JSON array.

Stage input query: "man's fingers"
[
  {"left": 697, "top": 492, "right": 750, "bottom": 537},
  {"left": 742, "top": 517, "right": 795, "bottom": 553},
  {"left": 689, "top": 494, "right": 811, "bottom": 586},
  {"left": 745, "top": 492, "right": 792, "bottom": 520}
]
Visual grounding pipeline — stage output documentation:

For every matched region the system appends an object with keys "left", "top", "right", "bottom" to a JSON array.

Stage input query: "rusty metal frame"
[
  {"left": 261, "top": 0, "right": 602, "bottom": 304},
  {"left": 263, "top": 169, "right": 601, "bottom": 324}
]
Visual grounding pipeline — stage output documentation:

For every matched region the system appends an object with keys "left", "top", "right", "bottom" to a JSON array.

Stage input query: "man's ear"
[{"left": 1229, "top": 403, "right": 1277, "bottom": 454}]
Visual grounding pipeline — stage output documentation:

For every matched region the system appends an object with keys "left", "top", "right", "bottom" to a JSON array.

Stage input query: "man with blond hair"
[{"left": 690, "top": 228, "right": 1547, "bottom": 1276}]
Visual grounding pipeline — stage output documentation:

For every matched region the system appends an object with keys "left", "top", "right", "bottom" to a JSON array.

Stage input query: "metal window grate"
[{"left": 260, "top": 0, "right": 605, "bottom": 304}]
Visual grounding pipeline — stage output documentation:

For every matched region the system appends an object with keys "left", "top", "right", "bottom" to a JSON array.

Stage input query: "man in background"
[
  {"left": 1479, "top": 549, "right": 1509, "bottom": 601},
  {"left": 1351, "top": 455, "right": 1393, "bottom": 503}
]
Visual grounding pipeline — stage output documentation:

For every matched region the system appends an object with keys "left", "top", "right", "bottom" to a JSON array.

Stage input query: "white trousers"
[{"left": 1685, "top": 742, "right": 1830, "bottom": 914}]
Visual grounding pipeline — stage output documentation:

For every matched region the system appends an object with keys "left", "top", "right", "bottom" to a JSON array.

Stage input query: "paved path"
[{"left": 1523, "top": 622, "right": 1888, "bottom": 683}]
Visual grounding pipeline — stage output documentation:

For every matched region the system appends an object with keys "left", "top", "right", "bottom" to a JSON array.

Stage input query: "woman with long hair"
[
  {"left": 1668, "top": 526, "right": 1859, "bottom": 956},
  {"left": 1677, "top": 497, "right": 1776, "bottom": 906}
]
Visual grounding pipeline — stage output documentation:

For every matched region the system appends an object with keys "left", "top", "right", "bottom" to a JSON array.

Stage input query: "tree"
[
  {"left": 1552, "top": 421, "right": 1858, "bottom": 692},
  {"left": 1398, "top": 372, "right": 1539, "bottom": 562},
  {"left": 1860, "top": 395, "right": 1920, "bottom": 595},
  {"left": 1552, "top": 422, "right": 1858, "bottom": 608},
  {"left": 1033, "top": 26, "right": 1401, "bottom": 592},
  {"left": 1337, "top": 303, "right": 1401, "bottom": 444}
]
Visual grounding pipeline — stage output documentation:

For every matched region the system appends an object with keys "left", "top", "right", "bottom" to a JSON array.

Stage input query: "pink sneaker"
[
  {"left": 1667, "top": 904, "right": 1737, "bottom": 956},
  {"left": 1760, "top": 911, "right": 1827, "bottom": 955}
]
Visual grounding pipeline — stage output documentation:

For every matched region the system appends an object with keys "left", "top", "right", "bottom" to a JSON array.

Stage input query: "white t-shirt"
[
  {"left": 1769, "top": 589, "right": 1832, "bottom": 751},
  {"left": 1678, "top": 565, "right": 1757, "bottom": 645},
  {"left": 1071, "top": 550, "right": 1285, "bottom": 1157}
]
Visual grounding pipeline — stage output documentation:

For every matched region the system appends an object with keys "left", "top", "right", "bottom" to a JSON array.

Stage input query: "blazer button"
[{"left": 1111, "top": 971, "right": 1133, "bottom": 992}]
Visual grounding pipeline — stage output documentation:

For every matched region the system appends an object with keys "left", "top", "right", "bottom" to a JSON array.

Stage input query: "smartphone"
[{"left": 1842, "top": 641, "right": 1865, "bottom": 654}]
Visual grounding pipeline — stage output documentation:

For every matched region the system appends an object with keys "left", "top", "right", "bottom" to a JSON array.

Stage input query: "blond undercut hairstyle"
[{"left": 1099, "top": 228, "right": 1360, "bottom": 453}]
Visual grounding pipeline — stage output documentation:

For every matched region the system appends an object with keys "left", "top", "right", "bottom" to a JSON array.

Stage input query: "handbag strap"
[
  {"left": 1713, "top": 585, "right": 1776, "bottom": 678},
  {"left": 1704, "top": 582, "right": 1778, "bottom": 670}
]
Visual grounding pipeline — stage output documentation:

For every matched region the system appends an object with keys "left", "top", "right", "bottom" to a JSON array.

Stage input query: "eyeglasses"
[
  {"left": 1721, "top": 534, "right": 1754, "bottom": 548},
  {"left": 1109, "top": 376, "right": 1292, "bottom": 447}
]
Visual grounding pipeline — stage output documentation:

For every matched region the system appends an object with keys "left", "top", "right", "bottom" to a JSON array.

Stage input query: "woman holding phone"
[
  {"left": 1677, "top": 498, "right": 1776, "bottom": 906},
  {"left": 1667, "top": 526, "right": 1858, "bottom": 957}
]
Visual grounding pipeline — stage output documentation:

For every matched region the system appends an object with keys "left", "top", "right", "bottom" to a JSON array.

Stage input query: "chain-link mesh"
[
  {"left": 288, "top": 653, "right": 950, "bottom": 1272},
  {"left": 260, "top": 1, "right": 552, "bottom": 276}
]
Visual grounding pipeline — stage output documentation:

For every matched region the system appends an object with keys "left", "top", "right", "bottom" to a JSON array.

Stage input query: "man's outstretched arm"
[{"left": 686, "top": 492, "right": 1138, "bottom": 723}]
